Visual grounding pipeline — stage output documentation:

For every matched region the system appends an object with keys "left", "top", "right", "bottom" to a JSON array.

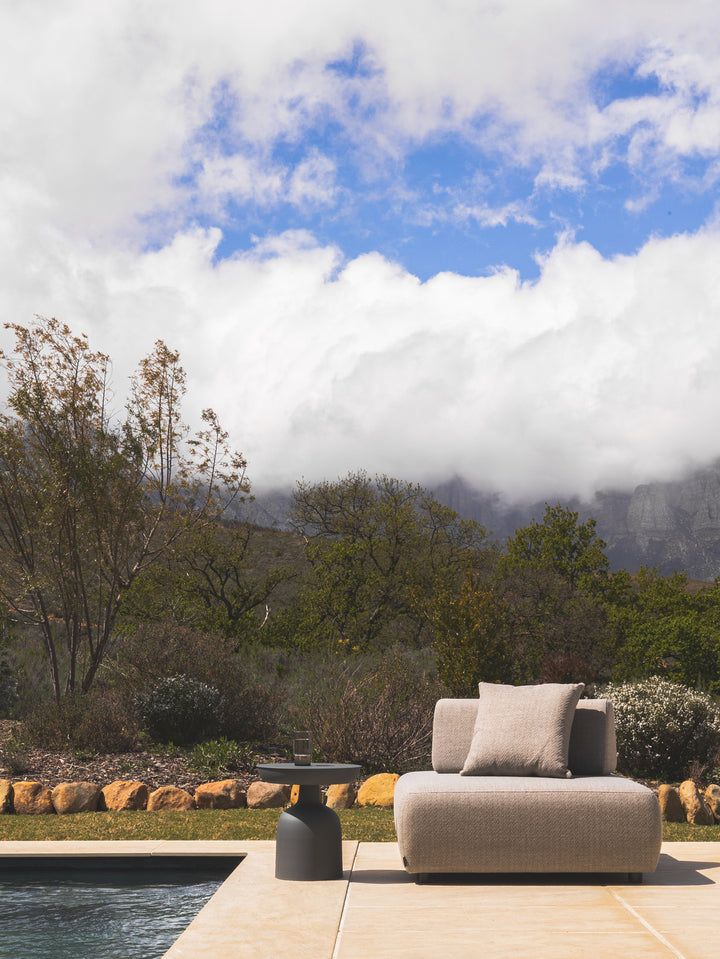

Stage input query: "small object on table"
[
  {"left": 293, "top": 730, "right": 312, "bottom": 765},
  {"left": 257, "top": 762, "right": 362, "bottom": 881}
]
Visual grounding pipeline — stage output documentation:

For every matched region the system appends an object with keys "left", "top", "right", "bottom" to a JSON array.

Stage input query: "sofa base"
[
  {"left": 412, "top": 870, "right": 645, "bottom": 884},
  {"left": 394, "top": 771, "right": 662, "bottom": 877}
]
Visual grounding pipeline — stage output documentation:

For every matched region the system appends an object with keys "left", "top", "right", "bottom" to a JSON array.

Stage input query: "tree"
[
  {"left": 428, "top": 575, "right": 511, "bottom": 695},
  {"left": 120, "top": 520, "right": 297, "bottom": 641},
  {"left": 493, "top": 565, "right": 611, "bottom": 685},
  {"left": 609, "top": 568, "right": 720, "bottom": 692},
  {"left": 0, "top": 317, "right": 248, "bottom": 699},
  {"left": 287, "top": 471, "right": 495, "bottom": 653},
  {"left": 500, "top": 503, "right": 609, "bottom": 590},
  {"left": 493, "top": 504, "right": 615, "bottom": 683}
]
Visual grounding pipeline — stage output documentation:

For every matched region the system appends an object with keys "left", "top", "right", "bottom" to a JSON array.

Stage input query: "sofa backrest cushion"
[
  {"left": 432, "top": 697, "right": 617, "bottom": 776},
  {"left": 460, "top": 682, "right": 584, "bottom": 778}
]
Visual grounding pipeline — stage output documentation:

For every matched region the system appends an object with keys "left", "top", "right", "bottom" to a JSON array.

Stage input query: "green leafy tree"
[
  {"left": 493, "top": 504, "right": 615, "bottom": 683},
  {"left": 0, "top": 317, "right": 248, "bottom": 699},
  {"left": 428, "top": 575, "right": 511, "bottom": 695},
  {"left": 494, "top": 565, "right": 611, "bottom": 684},
  {"left": 287, "top": 471, "right": 495, "bottom": 653},
  {"left": 500, "top": 503, "right": 610, "bottom": 590},
  {"left": 610, "top": 568, "right": 720, "bottom": 692}
]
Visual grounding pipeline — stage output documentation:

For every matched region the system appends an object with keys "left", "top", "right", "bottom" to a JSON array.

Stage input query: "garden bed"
[{"left": 0, "top": 720, "right": 282, "bottom": 794}]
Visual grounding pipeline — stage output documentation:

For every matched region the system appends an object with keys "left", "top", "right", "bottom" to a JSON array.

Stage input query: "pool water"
[{"left": 0, "top": 858, "right": 240, "bottom": 959}]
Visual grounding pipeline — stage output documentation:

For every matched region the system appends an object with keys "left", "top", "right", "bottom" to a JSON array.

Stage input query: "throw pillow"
[{"left": 460, "top": 682, "right": 585, "bottom": 778}]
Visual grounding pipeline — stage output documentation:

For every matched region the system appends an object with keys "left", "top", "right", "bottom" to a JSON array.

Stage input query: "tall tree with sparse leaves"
[{"left": 0, "top": 317, "right": 249, "bottom": 699}]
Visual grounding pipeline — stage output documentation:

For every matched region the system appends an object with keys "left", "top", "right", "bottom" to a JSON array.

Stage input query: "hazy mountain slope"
[
  {"left": 242, "top": 463, "right": 720, "bottom": 579},
  {"left": 434, "top": 466, "right": 720, "bottom": 579}
]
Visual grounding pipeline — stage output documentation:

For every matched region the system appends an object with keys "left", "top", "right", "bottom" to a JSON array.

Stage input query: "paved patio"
[{"left": 2, "top": 840, "right": 719, "bottom": 957}]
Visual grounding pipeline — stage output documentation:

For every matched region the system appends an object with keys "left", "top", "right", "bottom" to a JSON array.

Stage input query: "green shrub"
[
  {"left": 189, "top": 738, "right": 255, "bottom": 778},
  {"left": 0, "top": 736, "right": 31, "bottom": 775},
  {"left": 602, "top": 677, "right": 720, "bottom": 780},
  {"left": 112, "top": 625, "right": 282, "bottom": 744},
  {"left": 134, "top": 674, "right": 224, "bottom": 744}
]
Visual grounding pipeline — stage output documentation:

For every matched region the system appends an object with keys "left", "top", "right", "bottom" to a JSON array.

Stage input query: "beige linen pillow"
[{"left": 460, "top": 682, "right": 584, "bottom": 778}]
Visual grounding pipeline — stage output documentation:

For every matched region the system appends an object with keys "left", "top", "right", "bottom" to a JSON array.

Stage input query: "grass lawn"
[
  {"left": 0, "top": 810, "right": 715, "bottom": 843},
  {"left": 662, "top": 822, "right": 720, "bottom": 841},
  {"left": 0, "top": 807, "right": 398, "bottom": 842}
]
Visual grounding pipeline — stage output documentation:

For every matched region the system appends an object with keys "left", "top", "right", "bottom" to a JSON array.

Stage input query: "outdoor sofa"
[{"left": 394, "top": 683, "right": 662, "bottom": 881}]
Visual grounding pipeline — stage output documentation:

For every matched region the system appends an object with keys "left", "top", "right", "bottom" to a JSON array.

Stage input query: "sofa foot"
[
  {"left": 628, "top": 872, "right": 643, "bottom": 884},
  {"left": 414, "top": 873, "right": 428, "bottom": 885}
]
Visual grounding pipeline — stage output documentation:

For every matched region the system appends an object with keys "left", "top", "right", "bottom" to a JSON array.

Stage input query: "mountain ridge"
[
  {"left": 241, "top": 462, "right": 720, "bottom": 580},
  {"left": 433, "top": 466, "right": 720, "bottom": 580}
]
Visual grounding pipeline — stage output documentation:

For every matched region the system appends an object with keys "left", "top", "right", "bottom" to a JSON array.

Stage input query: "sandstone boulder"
[
  {"left": 658, "top": 784, "right": 684, "bottom": 822},
  {"left": 13, "top": 781, "right": 54, "bottom": 815},
  {"left": 148, "top": 786, "right": 195, "bottom": 811},
  {"left": 326, "top": 782, "right": 357, "bottom": 810},
  {"left": 705, "top": 784, "right": 720, "bottom": 822},
  {"left": 194, "top": 780, "right": 246, "bottom": 810},
  {"left": 0, "top": 779, "right": 13, "bottom": 814},
  {"left": 357, "top": 773, "right": 399, "bottom": 808},
  {"left": 100, "top": 780, "right": 149, "bottom": 811},
  {"left": 679, "top": 779, "right": 715, "bottom": 825},
  {"left": 52, "top": 782, "right": 101, "bottom": 815},
  {"left": 246, "top": 781, "right": 290, "bottom": 809}
]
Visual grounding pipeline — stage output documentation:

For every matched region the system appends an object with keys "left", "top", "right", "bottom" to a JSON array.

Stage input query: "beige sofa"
[{"left": 394, "top": 695, "right": 662, "bottom": 881}]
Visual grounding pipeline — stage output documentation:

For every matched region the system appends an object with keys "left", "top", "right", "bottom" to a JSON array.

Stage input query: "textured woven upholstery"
[
  {"left": 432, "top": 698, "right": 617, "bottom": 775},
  {"left": 460, "top": 682, "right": 584, "bottom": 778},
  {"left": 397, "top": 697, "right": 661, "bottom": 877}
]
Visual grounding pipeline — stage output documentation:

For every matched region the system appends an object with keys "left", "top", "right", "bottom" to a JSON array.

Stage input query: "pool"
[{"left": 0, "top": 855, "right": 244, "bottom": 959}]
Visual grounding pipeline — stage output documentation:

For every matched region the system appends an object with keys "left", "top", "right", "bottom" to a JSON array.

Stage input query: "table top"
[{"left": 256, "top": 762, "right": 362, "bottom": 786}]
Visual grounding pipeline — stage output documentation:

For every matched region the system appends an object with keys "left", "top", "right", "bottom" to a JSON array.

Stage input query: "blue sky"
[
  {"left": 2, "top": 1, "right": 720, "bottom": 501},
  {"left": 192, "top": 49, "right": 715, "bottom": 283}
]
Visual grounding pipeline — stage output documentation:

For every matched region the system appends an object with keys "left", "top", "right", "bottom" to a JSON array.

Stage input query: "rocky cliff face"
[
  {"left": 596, "top": 468, "right": 720, "bottom": 578},
  {"left": 434, "top": 465, "right": 720, "bottom": 579}
]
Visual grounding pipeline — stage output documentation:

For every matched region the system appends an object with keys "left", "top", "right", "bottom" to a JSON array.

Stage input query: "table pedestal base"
[{"left": 275, "top": 784, "right": 343, "bottom": 881}]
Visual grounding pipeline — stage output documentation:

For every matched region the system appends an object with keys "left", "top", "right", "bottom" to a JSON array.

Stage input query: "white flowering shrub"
[
  {"left": 134, "top": 674, "right": 225, "bottom": 744},
  {"left": 602, "top": 677, "right": 720, "bottom": 780}
]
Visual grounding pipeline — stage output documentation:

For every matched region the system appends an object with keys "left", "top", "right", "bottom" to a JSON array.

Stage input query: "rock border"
[
  {"left": 0, "top": 773, "right": 390, "bottom": 815},
  {"left": 660, "top": 780, "right": 720, "bottom": 825}
]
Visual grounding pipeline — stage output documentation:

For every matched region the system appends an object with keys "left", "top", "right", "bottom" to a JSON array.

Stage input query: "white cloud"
[
  {"left": 4, "top": 1, "right": 720, "bottom": 244},
  {"left": 454, "top": 200, "right": 539, "bottom": 229},
  {"left": 195, "top": 154, "right": 284, "bottom": 211},
  {"left": 3, "top": 2, "right": 720, "bottom": 504},
  {"left": 3, "top": 223, "right": 720, "bottom": 501},
  {"left": 287, "top": 150, "right": 338, "bottom": 208}
]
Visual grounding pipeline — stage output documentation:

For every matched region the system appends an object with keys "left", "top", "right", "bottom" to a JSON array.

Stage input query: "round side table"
[{"left": 257, "top": 762, "right": 361, "bottom": 881}]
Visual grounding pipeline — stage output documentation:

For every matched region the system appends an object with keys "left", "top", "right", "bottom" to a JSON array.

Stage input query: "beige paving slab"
[
  {"left": 334, "top": 843, "right": 680, "bottom": 959},
  {"left": 0, "top": 839, "right": 171, "bottom": 856},
  {"left": 609, "top": 843, "right": 720, "bottom": 959},
  {"left": 163, "top": 840, "right": 358, "bottom": 959}
]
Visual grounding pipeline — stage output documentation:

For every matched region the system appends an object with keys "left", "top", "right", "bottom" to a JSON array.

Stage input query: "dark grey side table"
[{"left": 257, "top": 762, "right": 361, "bottom": 881}]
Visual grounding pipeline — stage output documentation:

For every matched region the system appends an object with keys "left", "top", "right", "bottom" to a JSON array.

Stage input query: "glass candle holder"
[{"left": 293, "top": 730, "right": 312, "bottom": 765}]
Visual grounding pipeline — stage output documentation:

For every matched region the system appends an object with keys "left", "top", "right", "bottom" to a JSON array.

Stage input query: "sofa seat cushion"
[{"left": 394, "top": 771, "right": 662, "bottom": 875}]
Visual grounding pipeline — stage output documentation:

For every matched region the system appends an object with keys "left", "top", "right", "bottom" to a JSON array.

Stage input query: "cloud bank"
[
  {"left": 2, "top": 1, "right": 720, "bottom": 501},
  {"left": 3, "top": 224, "right": 720, "bottom": 500}
]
